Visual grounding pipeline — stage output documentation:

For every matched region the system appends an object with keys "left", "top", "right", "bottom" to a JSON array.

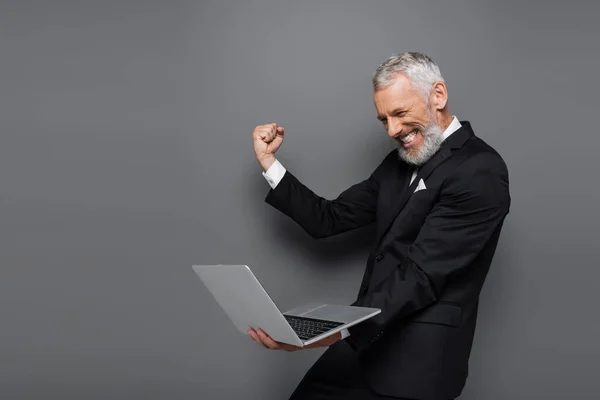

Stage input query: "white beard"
[{"left": 396, "top": 121, "right": 444, "bottom": 166}]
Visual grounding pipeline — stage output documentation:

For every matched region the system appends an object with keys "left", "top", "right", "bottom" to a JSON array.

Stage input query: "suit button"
[
  {"left": 375, "top": 253, "right": 384, "bottom": 262},
  {"left": 360, "top": 285, "right": 367, "bottom": 294}
]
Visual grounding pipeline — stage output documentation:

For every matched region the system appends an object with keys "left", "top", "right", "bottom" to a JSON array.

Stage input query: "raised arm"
[{"left": 253, "top": 122, "right": 394, "bottom": 239}]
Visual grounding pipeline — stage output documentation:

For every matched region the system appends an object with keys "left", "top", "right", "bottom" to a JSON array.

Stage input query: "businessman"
[{"left": 249, "top": 52, "right": 510, "bottom": 400}]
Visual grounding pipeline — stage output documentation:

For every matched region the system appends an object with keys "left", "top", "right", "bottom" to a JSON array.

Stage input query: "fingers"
[
  {"left": 248, "top": 328, "right": 260, "bottom": 343},
  {"left": 247, "top": 328, "right": 300, "bottom": 351},
  {"left": 257, "top": 329, "right": 280, "bottom": 349},
  {"left": 253, "top": 123, "right": 284, "bottom": 143},
  {"left": 248, "top": 328, "right": 276, "bottom": 349},
  {"left": 260, "top": 124, "right": 277, "bottom": 142}
]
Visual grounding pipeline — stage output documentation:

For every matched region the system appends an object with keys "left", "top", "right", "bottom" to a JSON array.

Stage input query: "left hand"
[{"left": 248, "top": 328, "right": 342, "bottom": 351}]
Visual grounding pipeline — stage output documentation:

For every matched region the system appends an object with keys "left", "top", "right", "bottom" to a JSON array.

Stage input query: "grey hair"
[{"left": 372, "top": 52, "right": 444, "bottom": 100}]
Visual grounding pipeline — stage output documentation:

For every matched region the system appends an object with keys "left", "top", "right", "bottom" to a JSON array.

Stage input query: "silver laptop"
[{"left": 192, "top": 264, "right": 381, "bottom": 347}]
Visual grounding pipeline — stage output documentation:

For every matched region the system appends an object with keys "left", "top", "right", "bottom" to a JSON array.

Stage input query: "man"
[{"left": 249, "top": 52, "right": 510, "bottom": 400}]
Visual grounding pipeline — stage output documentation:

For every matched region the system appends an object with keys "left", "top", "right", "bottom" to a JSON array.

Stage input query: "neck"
[{"left": 437, "top": 110, "right": 453, "bottom": 131}]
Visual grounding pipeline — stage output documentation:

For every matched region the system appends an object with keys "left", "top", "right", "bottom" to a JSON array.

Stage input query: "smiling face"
[{"left": 374, "top": 73, "right": 446, "bottom": 166}]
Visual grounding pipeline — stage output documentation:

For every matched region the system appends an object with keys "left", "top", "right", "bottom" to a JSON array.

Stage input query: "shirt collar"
[{"left": 442, "top": 116, "right": 462, "bottom": 141}]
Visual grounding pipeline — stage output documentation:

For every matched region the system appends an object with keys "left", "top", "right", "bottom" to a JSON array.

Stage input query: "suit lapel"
[
  {"left": 374, "top": 157, "right": 411, "bottom": 240},
  {"left": 374, "top": 122, "right": 474, "bottom": 245}
]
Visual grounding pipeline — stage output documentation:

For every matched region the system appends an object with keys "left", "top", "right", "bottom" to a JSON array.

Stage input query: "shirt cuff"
[
  {"left": 261, "top": 159, "right": 286, "bottom": 189},
  {"left": 339, "top": 328, "right": 350, "bottom": 339}
]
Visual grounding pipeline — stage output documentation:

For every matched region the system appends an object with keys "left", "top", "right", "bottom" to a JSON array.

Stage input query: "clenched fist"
[{"left": 253, "top": 123, "right": 284, "bottom": 171}]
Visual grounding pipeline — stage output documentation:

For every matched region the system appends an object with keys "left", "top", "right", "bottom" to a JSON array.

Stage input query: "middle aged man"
[{"left": 249, "top": 52, "right": 510, "bottom": 400}]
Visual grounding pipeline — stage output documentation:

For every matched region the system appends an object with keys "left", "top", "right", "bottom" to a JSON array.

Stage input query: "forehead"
[{"left": 373, "top": 74, "right": 422, "bottom": 112}]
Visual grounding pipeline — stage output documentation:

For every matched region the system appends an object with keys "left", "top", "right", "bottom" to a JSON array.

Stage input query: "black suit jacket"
[{"left": 265, "top": 121, "right": 510, "bottom": 400}]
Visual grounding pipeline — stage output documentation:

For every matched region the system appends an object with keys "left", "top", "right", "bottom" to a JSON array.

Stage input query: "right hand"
[{"left": 253, "top": 123, "right": 284, "bottom": 171}]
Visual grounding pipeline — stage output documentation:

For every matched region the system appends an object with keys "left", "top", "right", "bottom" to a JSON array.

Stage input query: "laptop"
[{"left": 192, "top": 264, "right": 381, "bottom": 347}]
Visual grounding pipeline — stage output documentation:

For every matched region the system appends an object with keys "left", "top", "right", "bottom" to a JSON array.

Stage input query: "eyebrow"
[{"left": 377, "top": 108, "right": 408, "bottom": 121}]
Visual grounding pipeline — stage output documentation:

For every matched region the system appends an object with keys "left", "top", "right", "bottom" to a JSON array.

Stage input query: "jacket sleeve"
[
  {"left": 347, "top": 153, "right": 510, "bottom": 353},
  {"left": 264, "top": 151, "right": 396, "bottom": 239}
]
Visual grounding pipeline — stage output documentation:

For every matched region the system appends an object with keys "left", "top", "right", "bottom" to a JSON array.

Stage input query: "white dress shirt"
[{"left": 261, "top": 116, "right": 462, "bottom": 339}]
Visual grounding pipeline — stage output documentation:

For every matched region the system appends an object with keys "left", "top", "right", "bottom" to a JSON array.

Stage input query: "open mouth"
[{"left": 399, "top": 130, "right": 417, "bottom": 147}]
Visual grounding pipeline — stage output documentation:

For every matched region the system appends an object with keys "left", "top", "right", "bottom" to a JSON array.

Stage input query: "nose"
[{"left": 387, "top": 118, "right": 403, "bottom": 138}]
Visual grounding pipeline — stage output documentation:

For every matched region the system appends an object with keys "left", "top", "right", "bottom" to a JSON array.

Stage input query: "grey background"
[{"left": 1, "top": 1, "right": 598, "bottom": 399}]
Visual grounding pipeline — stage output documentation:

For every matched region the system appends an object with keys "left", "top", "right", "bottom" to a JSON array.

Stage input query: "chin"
[
  {"left": 396, "top": 146, "right": 423, "bottom": 166},
  {"left": 397, "top": 125, "right": 444, "bottom": 166}
]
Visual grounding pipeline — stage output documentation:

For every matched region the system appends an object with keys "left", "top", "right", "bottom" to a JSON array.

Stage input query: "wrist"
[{"left": 258, "top": 155, "right": 276, "bottom": 172}]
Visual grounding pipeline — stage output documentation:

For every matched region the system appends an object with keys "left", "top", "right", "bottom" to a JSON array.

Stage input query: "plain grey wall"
[{"left": 1, "top": 1, "right": 599, "bottom": 399}]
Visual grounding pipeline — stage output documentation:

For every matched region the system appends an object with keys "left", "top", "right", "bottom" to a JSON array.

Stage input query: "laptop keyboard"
[{"left": 284, "top": 315, "right": 344, "bottom": 341}]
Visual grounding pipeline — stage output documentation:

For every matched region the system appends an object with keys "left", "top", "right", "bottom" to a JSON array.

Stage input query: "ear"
[{"left": 429, "top": 81, "right": 448, "bottom": 111}]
